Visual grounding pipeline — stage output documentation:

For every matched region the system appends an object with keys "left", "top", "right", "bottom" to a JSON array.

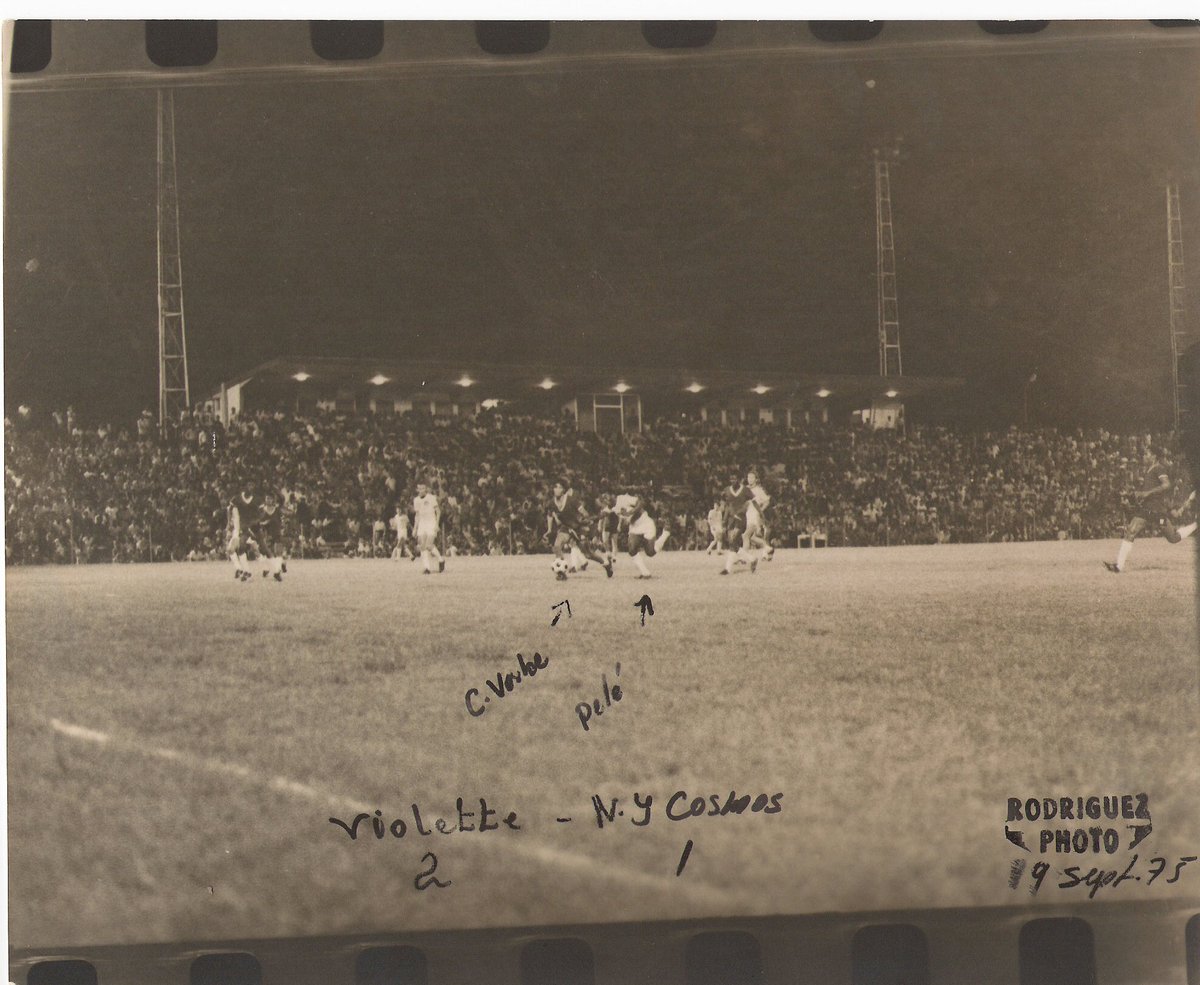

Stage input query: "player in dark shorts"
[
  {"left": 719, "top": 475, "right": 751, "bottom": 574},
  {"left": 548, "top": 480, "right": 613, "bottom": 578},
  {"left": 251, "top": 492, "right": 287, "bottom": 582},
  {"left": 1104, "top": 453, "right": 1197, "bottom": 573}
]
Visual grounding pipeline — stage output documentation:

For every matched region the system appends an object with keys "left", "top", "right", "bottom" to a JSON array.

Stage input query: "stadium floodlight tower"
[
  {"left": 1167, "top": 183, "right": 1188, "bottom": 430},
  {"left": 874, "top": 147, "right": 903, "bottom": 377},
  {"left": 156, "top": 88, "right": 191, "bottom": 427}
]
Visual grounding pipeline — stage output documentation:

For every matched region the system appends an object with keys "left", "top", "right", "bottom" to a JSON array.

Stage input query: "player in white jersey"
[
  {"left": 705, "top": 500, "right": 725, "bottom": 555},
  {"left": 390, "top": 504, "right": 412, "bottom": 560},
  {"left": 615, "top": 491, "right": 670, "bottom": 578},
  {"left": 412, "top": 481, "right": 445, "bottom": 574},
  {"left": 746, "top": 471, "right": 772, "bottom": 553},
  {"left": 225, "top": 490, "right": 256, "bottom": 582},
  {"left": 748, "top": 472, "right": 776, "bottom": 561}
]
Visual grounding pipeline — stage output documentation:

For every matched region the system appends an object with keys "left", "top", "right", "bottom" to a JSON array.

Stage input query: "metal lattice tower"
[
  {"left": 875, "top": 152, "right": 903, "bottom": 377},
  {"left": 1167, "top": 183, "right": 1188, "bottom": 430},
  {"left": 157, "top": 89, "right": 191, "bottom": 426}
]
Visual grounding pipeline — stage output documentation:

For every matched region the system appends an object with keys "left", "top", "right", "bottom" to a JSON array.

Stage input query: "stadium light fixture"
[
  {"left": 369, "top": 374, "right": 390, "bottom": 386},
  {"left": 816, "top": 388, "right": 831, "bottom": 398},
  {"left": 752, "top": 384, "right": 770, "bottom": 395},
  {"left": 538, "top": 377, "right": 556, "bottom": 390},
  {"left": 885, "top": 389, "right": 898, "bottom": 398},
  {"left": 481, "top": 398, "right": 501, "bottom": 409},
  {"left": 456, "top": 374, "right": 475, "bottom": 388},
  {"left": 685, "top": 382, "right": 704, "bottom": 393},
  {"left": 614, "top": 382, "right": 631, "bottom": 394},
  {"left": 292, "top": 371, "right": 311, "bottom": 382}
]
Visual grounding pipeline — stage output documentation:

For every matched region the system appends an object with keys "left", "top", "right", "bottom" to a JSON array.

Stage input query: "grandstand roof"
[{"left": 224, "top": 357, "right": 966, "bottom": 404}]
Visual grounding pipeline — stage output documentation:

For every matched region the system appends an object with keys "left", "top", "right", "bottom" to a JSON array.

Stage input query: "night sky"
[{"left": 4, "top": 27, "right": 1199, "bottom": 427}]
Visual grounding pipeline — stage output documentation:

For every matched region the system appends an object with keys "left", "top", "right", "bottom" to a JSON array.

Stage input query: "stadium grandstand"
[
  {"left": 3, "top": 394, "right": 1172, "bottom": 565},
  {"left": 195, "top": 357, "right": 965, "bottom": 432}
]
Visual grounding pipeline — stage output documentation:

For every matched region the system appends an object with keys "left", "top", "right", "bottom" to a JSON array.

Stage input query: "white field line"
[{"left": 48, "top": 717, "right": 748, "bottom": 908}]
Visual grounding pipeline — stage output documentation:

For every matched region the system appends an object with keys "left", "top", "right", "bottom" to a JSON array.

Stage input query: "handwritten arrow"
[
  {"left": 1127, "top": 821, "right": 1153, "bottom": 851},
  {"left": 550, "top": 599, "right": 572, "bottom": 627},
  {"left": 1005, "top": 826, "right": 1030, "bottom": 852},
  {"left": 634, "top": 595, "right": 654, "bottom": 626}
]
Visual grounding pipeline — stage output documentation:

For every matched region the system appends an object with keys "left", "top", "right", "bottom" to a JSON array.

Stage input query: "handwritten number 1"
[{"left": 415, "top": 851, "right": 451, "bottom": 890}]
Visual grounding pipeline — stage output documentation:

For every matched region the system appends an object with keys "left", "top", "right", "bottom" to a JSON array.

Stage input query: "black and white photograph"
[{"left": 4, "top": 18, "right": 1200, "bottom": 985}]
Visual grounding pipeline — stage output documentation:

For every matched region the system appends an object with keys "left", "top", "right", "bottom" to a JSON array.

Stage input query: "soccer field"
[{"left": 7, "top": 541, "right": 1200, "bottom": 948}]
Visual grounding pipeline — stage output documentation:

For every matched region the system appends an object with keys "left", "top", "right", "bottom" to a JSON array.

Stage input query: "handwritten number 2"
[
  {"left": 415, "top": 852, "right": 451, "bottom": 891},
  {"left": 1146, "top": 857, "right": 1167, "bottom": 885}
]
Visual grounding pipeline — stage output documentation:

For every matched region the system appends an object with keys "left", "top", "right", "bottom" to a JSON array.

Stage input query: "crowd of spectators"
[{"left": 3, "top": 404, "right": 1179, "bottom": 565}]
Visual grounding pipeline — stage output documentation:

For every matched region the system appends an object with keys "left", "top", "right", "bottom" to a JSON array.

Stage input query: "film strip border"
[
  {"left": 5, "top": 20, "right": 1200, "bottom": 90},
  {"left": 10, "top": 902, "right": 1200, "bottom": 985}
]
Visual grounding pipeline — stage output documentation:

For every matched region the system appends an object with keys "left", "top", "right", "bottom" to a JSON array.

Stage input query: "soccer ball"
[{"left": 551, "top": 558, "right": 570, "bottom": 580}]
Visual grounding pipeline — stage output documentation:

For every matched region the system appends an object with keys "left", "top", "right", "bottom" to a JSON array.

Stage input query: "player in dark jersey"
[
  {"left": 1104, "top": 454, "right": 1198, "bottom": 573},
  {"left": 251, "top": 492, "right": 287, "bottom": 582},
  {"left": 719, "top": 475, "right": 753, "bottom": 574},
  {"left": 547, "top": 480, "right": 613, "bottom": 578},
  {"left": 225, "top": 490, "right": 257, "bottom": 582}
]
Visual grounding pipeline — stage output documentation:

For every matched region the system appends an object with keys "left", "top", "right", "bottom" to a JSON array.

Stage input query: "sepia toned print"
[{"left": 5, "top": 19, "right": 1199, "bottom": 984}]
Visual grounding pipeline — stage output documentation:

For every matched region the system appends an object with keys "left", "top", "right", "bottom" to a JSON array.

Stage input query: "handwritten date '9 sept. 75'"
[{"left": 1011, "top": 854, "right": 1197, "bottom": 899}]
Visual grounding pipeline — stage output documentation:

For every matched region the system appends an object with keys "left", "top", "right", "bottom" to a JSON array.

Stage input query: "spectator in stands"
[{"left": 3, "top": 404, "right": 1163, "bottom": 564}]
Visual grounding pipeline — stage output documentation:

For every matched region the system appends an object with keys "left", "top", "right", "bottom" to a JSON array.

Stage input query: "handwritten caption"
[
  {"left": 1009, "top": 854, "right": 1196, "bottom": 899},
  {"left": 328, "top": 787, "right": 785, "bottom": 890}
]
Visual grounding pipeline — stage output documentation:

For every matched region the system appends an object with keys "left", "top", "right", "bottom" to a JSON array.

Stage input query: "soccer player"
[
  {"left": 597, "top": 493, "right": 622, "bottom": 561},
  {"left": 390, "top": 503, "right": 413, "bottom": 560},
  {"left": 615, "top": 490, "right": 670, "bottom": 578},
  {"left": 720, "top": 472, "right": 765, "bottom": 575},
  {"left": 548, "top": 480, "right": 613, "bottom": 578},
  {"left": 717, "top": 475, "right": 747, "bottom": 574},
  {"left": 1104, "top": 452, "right": 1198, "bottom": 573},
  {"left": 225, "top": 489, "right": 256, "bottom": 582},
  {"left": 252, "top": 492, "right": 287, "bottom": 582},
  {"left": 746, "top": 470, "right": 775, "bottom": 561},
  {"left": 705, "top": 499, "right": 725, "bottom": 555},
  {"left": 413, "top": 481, "right": 445, "bottom": 575}
]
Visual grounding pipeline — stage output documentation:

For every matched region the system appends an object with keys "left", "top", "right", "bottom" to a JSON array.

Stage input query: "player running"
[
  {"left": 717, "top": 475, "right": 748, "bottom": 574},
  {"left": 413, "top": 481, "right": 446, "bottom": 575},
  {"left": 1104, "top": 451, "right": 1197, "bottom": 573},
  {"left": 720, "top": 471, "right": 767, "bottom": 574},
  {"left": 613, "top": 490, "right": 670, "bottom": 578},
  {"left": 251, "top": 492, "right": 287, "bottom": 582},
  {"left": 746, "top": 470, "right": 775, "bottom": 561},
  {"left": 390, "top": 502, "right": 413, "bottom": 560},
  {"left": 597, "top": 493, "right": 622, "bottom": 561},
  {"left": 547, "top": 479, "right": 613, "bottom": 578},
  {"left": 704, "top": 499, "right": 725, "bottom": 555},
  {"left": 225, "top": 489, "right": 257, "bottom": 582}
]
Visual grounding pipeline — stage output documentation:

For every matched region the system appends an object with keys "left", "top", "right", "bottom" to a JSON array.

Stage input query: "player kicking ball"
[
  {"left": 1104, "top": 452, "right": 1197, "bottom": 573},
  {"left": 547, "top": 480, "right": 613, "bottom": 579}
]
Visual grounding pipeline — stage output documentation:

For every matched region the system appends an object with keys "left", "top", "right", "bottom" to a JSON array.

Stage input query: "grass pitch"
[{"left": 7, "top": 541, "right": 1200, "bottom": 948}]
